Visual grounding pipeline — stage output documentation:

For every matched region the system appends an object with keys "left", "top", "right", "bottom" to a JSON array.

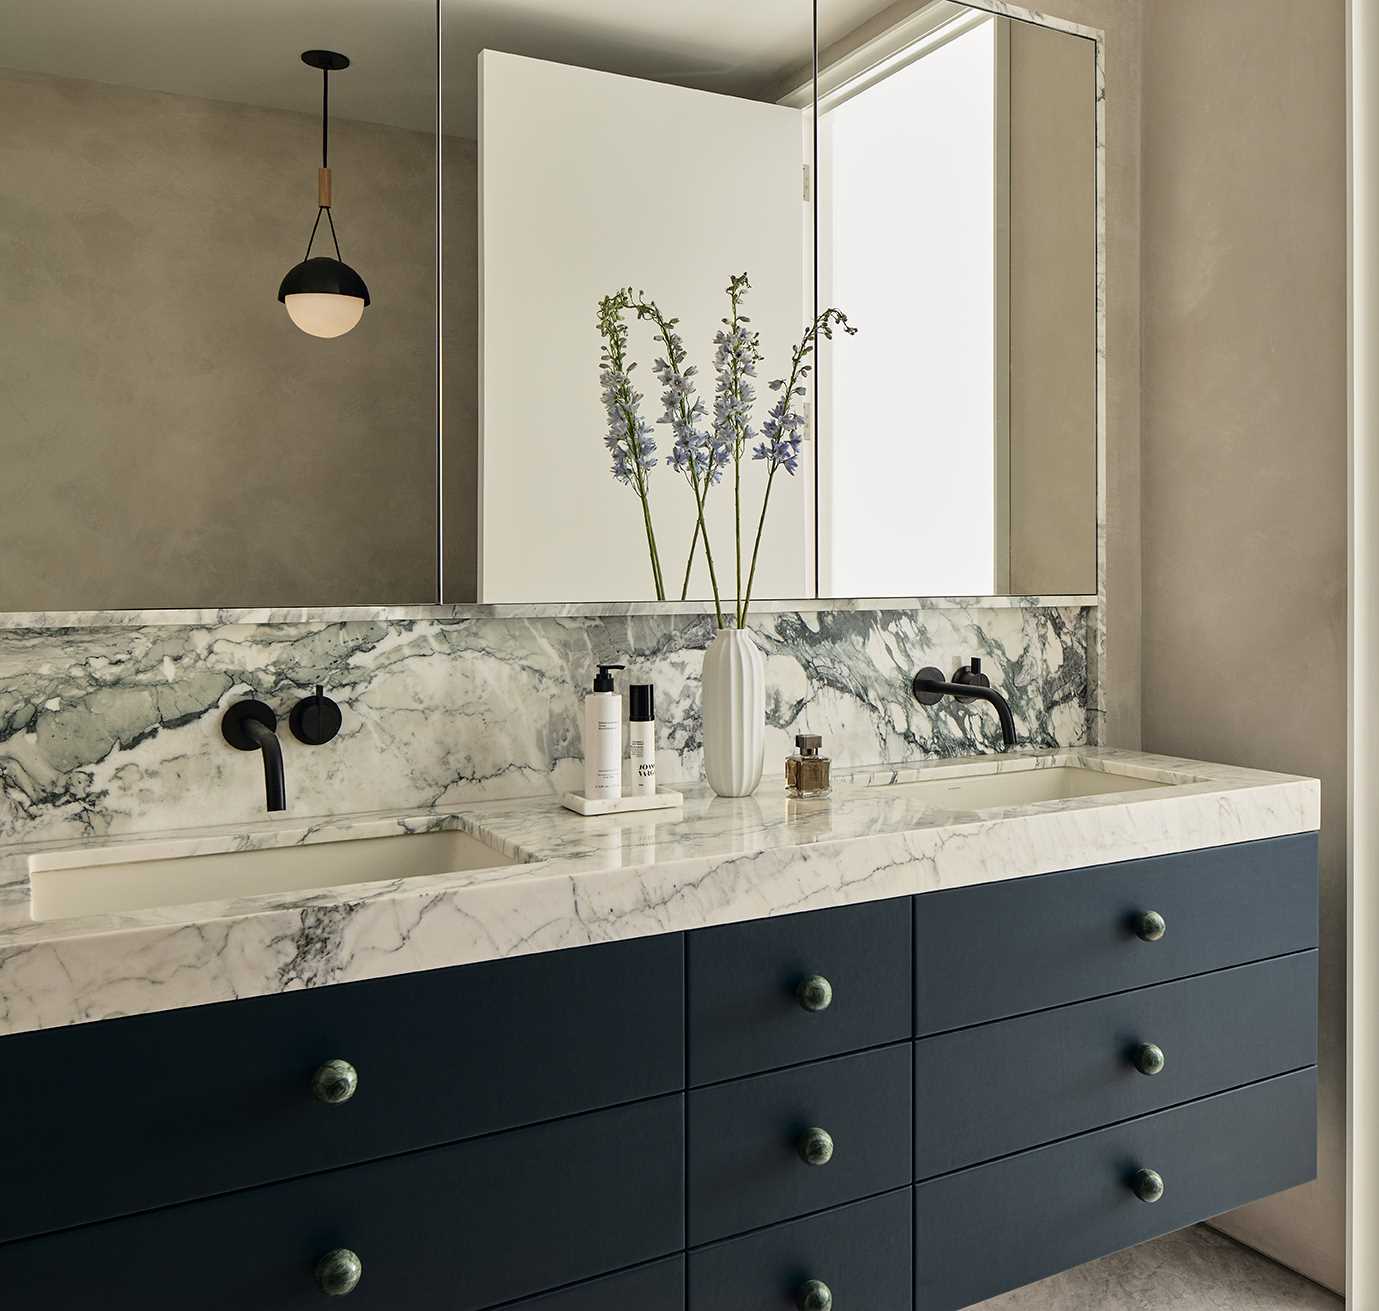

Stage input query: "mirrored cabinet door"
[
  {"left": 3, "top": 0, "right": 438, "bottom": 611},
  {"left": 442, "top": 1, "right": 816, "bottom": 606}
]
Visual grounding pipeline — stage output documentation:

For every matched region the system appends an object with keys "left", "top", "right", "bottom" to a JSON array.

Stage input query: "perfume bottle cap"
[
  {"left": 795, "top": 733, "right": 823, "bottom": 756},
  {"left": 630, "top": 684, "right": 655, "bottom": 722}
]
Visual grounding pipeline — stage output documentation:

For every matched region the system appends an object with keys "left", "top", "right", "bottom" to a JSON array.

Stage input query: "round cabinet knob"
[
  {"left": 797, "top": 975, "right": 833, "bottom": 1013},
  {"left": 1134, "top": 910, "right": 1167, "bottom": 942},
  {"left": 315, "top": 1248, "right": 363, "bottom": 1296},
  {"left": 1134, "top": 1043, "right": 1167, "bottom": 1076},
  {"left": 1132, "top": 1168, "right": 1165, "bottom": 1204},
  {"left": 798, "top": 1126, "right": 835, "bottom": 1167},
  {"left": 312, "top": 1059, "right": 359, "bottom": 1105},
  {"left": 798, "top": 1278, "right": 833, "bottom": 1311}
]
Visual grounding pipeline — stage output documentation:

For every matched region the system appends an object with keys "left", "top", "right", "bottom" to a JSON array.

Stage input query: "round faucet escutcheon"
[
  {"left": 221, "top": 699, "right": 278, "bottom": 750},
  {"left": 291, "top": 685, "right": 343, "bottom": 745}
]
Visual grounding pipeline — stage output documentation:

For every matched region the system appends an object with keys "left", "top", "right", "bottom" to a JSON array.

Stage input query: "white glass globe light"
[{"left": 284, "top": 292, "right": 366, "bottom": 339}]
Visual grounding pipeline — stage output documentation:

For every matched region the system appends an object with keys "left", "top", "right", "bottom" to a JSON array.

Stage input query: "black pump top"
[
  {"left": 630, "top": 684, "right": 655, "bottom": 722},
  {"left": 593, "top": 663, "right": 624, "bottom": 693}
]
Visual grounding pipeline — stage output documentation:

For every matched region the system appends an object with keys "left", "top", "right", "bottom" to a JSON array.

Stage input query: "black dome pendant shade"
[
  {"left": 277, "top": 256, "right": 371, "bottom": 304},
  {"left": 279, "top": 49, "right": 370, "bottom": 337}
]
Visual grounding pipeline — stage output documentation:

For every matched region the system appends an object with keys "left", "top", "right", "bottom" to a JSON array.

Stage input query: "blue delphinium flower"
[{"left": 596, "top": 289, "right": 664, "bottom": 597}]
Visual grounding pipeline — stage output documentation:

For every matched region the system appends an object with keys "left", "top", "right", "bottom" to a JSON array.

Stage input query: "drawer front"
[
  {"left": 914, "top": 1069, "right": 1317, "bottom": 1311},
  {"left": 0, "top": 934, "right": 683, "bottom": 1243},
  {"left": 689, "top": 1189, "right": 912, "bottom": 1311},
  {"left": 915, "top": 833, "right": 1318, "bottom": 1034},
  {"left": 914, "top": 951, "right": 1318, "bottom": 1179},
  {"left": 688, "top": 1043, "right": 912, "bottom": 1244},
  {"left": 688, "top": 898, "right": 911, "bottom": 1085},
  {"left": 0, "top": 1095, "right": 684, "bottom": 1311},
  {"left": 507, "top": 1257, "right": 684, "bottom": 1311}
]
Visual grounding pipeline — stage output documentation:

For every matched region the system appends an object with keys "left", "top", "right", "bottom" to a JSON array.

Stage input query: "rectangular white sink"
[
  {"left": 29, "top": 828, "right": 517, "bottom": 923},
  {"left": 866, "top": 765, "right": 1169, "bottom": 810}
]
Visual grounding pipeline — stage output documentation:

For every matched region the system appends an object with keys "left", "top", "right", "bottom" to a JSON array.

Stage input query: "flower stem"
[
  {"left": 680, "top": 515, "right": 702, "bottom": 600},
  {"left": 740, "top": 465, "right": 778, "bottom": 628}
]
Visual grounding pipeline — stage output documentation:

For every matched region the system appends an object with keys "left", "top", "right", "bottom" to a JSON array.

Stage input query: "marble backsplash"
[{"left": 0, "top": 606, "right": 1089, "bottom": 847}]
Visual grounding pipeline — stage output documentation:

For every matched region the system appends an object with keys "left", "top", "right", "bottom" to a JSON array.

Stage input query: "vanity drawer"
[
  {"left": 506, "top": 1257, "right": 684, "bottom": 1311},
  {"left": 0, "top": 1094, "right": 685, "bottom": 1311},
  {"left": 914, "top": 833, "right": 1318, "bottom": 1034},
  {"left": 914, "top": 950, "right": 1318, "bottom": 1179},
  {"left": 688, "top": 1042, "right": 912, "bottom": 1244},
  {"left": 0, "top": 933, "right": 683, "bottom": 1242},
  {"left": 687, "top": 897, "right": 911, "bottom": 1084},
  {"left": 688, "top": 1188, "right": 912, "bottom": 1311},
  {"left": 913, "top": 1068, "right": 1317, "bottom": 1310}
]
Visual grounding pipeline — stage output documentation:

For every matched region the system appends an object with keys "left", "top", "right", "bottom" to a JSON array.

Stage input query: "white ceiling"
[{"left": 4, "top": 0, "right": 901, "bottom": 138}]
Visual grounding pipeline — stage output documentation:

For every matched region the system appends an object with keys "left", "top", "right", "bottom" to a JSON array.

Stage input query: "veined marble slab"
[{"left": 0, "top": 748, "right": 1317, "bottom": 1037}]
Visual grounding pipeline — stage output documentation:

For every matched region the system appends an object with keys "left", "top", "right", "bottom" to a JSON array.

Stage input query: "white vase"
[{"left": 702, "top": 627, "right": 766, "bottom": 797}]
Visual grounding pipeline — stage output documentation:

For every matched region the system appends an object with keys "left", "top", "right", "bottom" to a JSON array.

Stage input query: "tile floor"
[{"left": 975, "top": 1225, "right": 1341, "bottom": 1309}]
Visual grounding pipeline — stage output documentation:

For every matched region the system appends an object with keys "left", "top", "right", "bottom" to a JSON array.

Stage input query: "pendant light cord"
[{"left": 302, "top": 66, "right": 343, "bottom": 263}]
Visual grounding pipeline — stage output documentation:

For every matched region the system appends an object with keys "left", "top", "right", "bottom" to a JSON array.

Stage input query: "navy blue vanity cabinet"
[
  {"left": 0, "top": 932, "right": 683, "bottom": 1242},
  {"left": 913, "top": 832, "right": 1319, "bottom": 1034},
  {"left": 0, "top": 1094, "right": 686, "bottom": 1311},
  {"left": 506, "top": 1258, "right": 685, "bottom": 1310},
  {"left": 913, "top": 950, "right": 1318, "bottom": 1178},
  {"left": 0, "top": 833, "right": 1320, "bottom": 1310},
  {"left": 688, "top": 1188, "right": 913, "bottom": 1311},
  {"left": 914, "top": 1070, "right": 1317, "bottom": 1311},
  {"left": 687, "top": 897, "right": 912, "bottom": 1084},
  {"left": 687, "top": 1042, "right": 913, "bottom": 1243}
]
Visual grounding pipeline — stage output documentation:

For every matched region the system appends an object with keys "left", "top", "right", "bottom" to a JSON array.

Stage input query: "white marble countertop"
[{"left": 0, "top": 748, "right": 1318, "bottom": 1036}]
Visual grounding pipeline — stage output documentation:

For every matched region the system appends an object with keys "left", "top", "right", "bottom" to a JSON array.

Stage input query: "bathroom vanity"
[{"left": 0, "top": 750, "right": 1318, "bottom": 1309}]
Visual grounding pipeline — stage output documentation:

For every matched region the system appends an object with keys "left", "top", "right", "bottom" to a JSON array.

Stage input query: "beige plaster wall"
[
  {"left": 1007, "top": 18, "right": 1098, "bottom": 596},
  {"left": 1140, "top": 0, "right": 1348, "bottom": 1290},
  {"left": 1, "top": 68, "right": 439, "bottom": 610}
]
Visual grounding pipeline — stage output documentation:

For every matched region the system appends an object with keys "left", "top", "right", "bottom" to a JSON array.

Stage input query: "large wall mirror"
[{"left": 2, "top": 0, "right": 1098, "bottom": 614}]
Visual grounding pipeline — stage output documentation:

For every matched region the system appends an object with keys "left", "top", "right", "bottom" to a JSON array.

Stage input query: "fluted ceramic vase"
[{"left": 702, "top": 627, "right": 765, "bottom": 797}]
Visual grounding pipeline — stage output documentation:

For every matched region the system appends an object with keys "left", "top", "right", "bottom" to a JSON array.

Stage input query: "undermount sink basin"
[
  {"left": 29, "top": 828, "right": 517, "bottom": 923},
  {"left": 865, "top": 764, "right": 1169, "bottom": 810}
]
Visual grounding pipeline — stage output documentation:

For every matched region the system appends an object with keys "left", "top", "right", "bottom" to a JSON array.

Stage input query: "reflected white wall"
[{"left": 818, "top": 18, "right": 997, "bottom": 598}]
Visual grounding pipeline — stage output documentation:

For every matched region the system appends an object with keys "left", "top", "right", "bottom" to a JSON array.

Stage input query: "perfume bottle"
[{"left": 786, "top": 734, "right": 831, "bottom": 798}]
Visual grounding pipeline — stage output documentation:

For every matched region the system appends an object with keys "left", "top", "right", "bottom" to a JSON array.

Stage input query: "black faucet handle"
[
  {"left": 952, "top": 658, "right": 992, "bottom": 696},
  {"left": 290, "top": 684, "right": 343, "bottom": 746}
]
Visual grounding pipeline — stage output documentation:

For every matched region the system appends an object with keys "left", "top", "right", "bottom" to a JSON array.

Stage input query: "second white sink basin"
[
  {"left": 29, "top": 828, "right": 517, "bottom": 923},
  {"left": 866, "top": 764, "right": 1168, "bottom": 810}
]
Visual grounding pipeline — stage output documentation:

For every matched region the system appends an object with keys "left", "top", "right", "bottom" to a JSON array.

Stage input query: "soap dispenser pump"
[{"left": 583, "top": 663, "right": 625, "bottom": 801}]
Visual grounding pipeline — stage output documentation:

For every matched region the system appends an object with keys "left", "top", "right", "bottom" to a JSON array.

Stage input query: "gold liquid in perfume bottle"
[{"left": 786, "top": 733, "right": 831, "bottom": 798}]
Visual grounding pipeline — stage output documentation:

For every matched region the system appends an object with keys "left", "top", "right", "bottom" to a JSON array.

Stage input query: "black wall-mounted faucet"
[
  {"left": 912, "top": 657, "right": 1017, "bottom": 750},
  {"left": 222, "top": 700, "right": 287, "bottom": 811}
]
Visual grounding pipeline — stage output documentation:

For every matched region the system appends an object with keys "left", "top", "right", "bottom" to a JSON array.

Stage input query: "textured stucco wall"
[
  {"left": 1141, "top": 0, "right": 1348, "bottom": 1290},
  {"left": 1, "top": 68, "right": 439, "bottom": 610}
]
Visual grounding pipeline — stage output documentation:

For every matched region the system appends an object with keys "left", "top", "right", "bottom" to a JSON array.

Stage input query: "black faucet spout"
[
  {"left": 244, "top": 717, "right": 287, "bottom": 811},
  {"left": 222, "top": 699, "right": 288, "bottom": 812},
  {"left": 912, "top": 658, "right": 1018, "bottom": 750}
]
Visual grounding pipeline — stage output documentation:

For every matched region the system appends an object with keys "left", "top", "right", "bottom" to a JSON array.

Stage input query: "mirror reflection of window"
[
  {"left": 815, "top": 3, "right": 1096, "bottom": 600},
  {"left": 818, "top": 11, "right": 1000, "bottom": 598}
]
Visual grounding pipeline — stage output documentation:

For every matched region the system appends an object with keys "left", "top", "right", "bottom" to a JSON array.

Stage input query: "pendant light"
[{"left": 278, "top": 50, "right": 371, "bottom": 338}]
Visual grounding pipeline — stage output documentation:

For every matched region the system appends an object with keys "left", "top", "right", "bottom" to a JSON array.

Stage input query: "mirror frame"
[{"left": 1, "top": 0, "right": 1103, "bottom": 629}]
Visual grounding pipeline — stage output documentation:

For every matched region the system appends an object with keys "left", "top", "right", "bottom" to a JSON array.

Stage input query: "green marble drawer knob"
[
  {"left": 315, "top": 1248, "right": 363, "bottom": 1296},
  {"left": 312, "top": 1059, "right": 359, "bottom": 1105},
  {"left": 798, "top": 1126, "right": 835, "bottom": 1166},
  {"left": 797, "top": 974, "right": 833, "bottom": 1012},
  {"left": 1134, "top": 1043, "right": 1167, "bottom": 1076},
  {"left": 1134, "top": 910, "right": 1167, "bottom": 942},
  {"left": 797, "top": 1278, "right": 833, "bottom": 1311},
  {"left": 1132, "top": 1168, "right": 1165, "bottom": 1204}
]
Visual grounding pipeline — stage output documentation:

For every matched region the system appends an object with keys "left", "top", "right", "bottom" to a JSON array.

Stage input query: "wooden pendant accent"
[{"left": 318, "top": 166, "right": 333, "bottom": 208}]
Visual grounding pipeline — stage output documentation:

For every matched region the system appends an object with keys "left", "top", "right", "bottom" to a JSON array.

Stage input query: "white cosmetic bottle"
[
  {"left": 627, "top": 684, "right": 656, "bottom": 796},
  {"left": 582, "top": 663, "right": 625, "bottom": 801}
]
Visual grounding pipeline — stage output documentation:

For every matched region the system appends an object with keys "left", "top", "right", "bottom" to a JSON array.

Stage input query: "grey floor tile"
[{"left": 974, "top": 1224, "right": 1340, "bottom": 1310}]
